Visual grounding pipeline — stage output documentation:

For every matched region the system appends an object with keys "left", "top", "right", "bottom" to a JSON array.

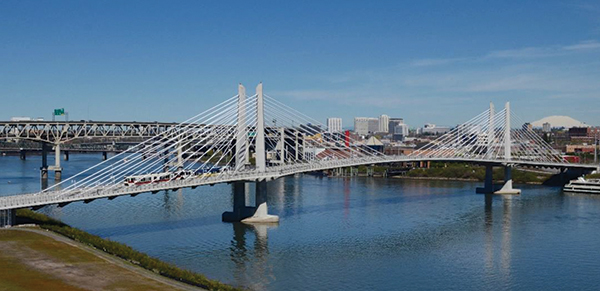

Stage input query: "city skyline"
[{"left": 1, "top": 1, "right": 600, "bottom": 127}]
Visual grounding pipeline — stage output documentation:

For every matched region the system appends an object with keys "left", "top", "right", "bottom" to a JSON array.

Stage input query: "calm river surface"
[{"left": 2, "top": 154, "right": 600, "bottom": 290}]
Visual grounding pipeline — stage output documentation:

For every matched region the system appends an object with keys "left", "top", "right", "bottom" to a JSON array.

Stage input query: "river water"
[{"left": 1, "top": 154, "right": 600, "bottom": 290}]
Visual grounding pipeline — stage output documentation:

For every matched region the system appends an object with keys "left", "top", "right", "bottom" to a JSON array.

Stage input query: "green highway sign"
[{"left": 54, "top": 108, "right": 65, "bottom": 116}]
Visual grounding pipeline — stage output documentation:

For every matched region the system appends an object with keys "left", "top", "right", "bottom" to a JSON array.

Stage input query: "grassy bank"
[
  {"left": 0, "top": 228, "right": 197, "bottom": 291},
  {"left": 404, "top": 163, "right": 551, "bottom": 184},
  {"left": 15, "top": 209, "right": 242, "bottom": 291}
]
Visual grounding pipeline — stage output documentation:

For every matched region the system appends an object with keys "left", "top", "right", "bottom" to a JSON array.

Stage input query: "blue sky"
[{"left": 1, "top": 0, "right": 600, "bottom": 128}]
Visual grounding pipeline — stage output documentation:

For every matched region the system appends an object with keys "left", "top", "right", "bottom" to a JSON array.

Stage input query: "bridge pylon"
[
  {"left": 496, "top": 102, "right": 520, "bottom": 194},
  {"left": 223, "top": 83, "right": 279, "bottom": 223},
  {"left": 476, "top": 102, "right": 521, "bottom": 195}
]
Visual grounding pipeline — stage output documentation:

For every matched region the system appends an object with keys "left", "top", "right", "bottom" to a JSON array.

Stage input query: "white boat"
[{"left": 563, "top": 177, "right": 600, "bottom": 194}]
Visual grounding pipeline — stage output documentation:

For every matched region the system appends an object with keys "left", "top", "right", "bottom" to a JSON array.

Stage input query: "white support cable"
[
  {"left": 52, "top": 95, "right": 240, "bottom": 194},
  {"left": 85, "top": 100, "right": 241, "bottom": 184},
  {"left": 263, "top": 103, "right": 378, "bottom": 159},
  {"left": 58, "top": 96, "right": 243, "bottom": 197},
  {"left": 103, "top": 101, "right": 245, "bottom": 188},
  {"left": 171, "top": 95, "right": 259, "bottom": 174},
  {"left": 181, "top": 96, "right": 261, "bottom": 181},
  {"left": 415, "top": 109, "right": 492, "bottom": 158},
  {"left": 511, "top": 113, "right": 563, "bottom": 163},
  {"left": 263, "top": 95, "right": 382, "bottom": 157},
  {"left": 411, "top": 109, "right": 490, "bottom": 156}
]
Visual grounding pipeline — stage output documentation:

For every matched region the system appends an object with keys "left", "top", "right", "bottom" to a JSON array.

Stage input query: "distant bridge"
[{"left": 0, "top": 83, "right": 596, "bottom": 226}]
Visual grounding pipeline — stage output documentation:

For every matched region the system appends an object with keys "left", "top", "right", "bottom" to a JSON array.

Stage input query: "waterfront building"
[{"left": 327, "top": 118, "right": 342, "bottom": 133}]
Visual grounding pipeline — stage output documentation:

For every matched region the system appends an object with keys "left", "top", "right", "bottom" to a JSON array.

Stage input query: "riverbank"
[{"left": 12, "top": 209, "right": 242, "bottom": 291}]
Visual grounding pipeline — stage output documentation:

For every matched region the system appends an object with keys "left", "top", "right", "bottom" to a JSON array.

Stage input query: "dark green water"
[{"left": 2, "top": 154, "right": 600, "bottom": 290}]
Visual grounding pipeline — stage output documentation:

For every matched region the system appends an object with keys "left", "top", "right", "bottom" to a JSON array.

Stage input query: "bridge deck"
[{"left": 0, "top": 156, "right": 595, "bottom": 211}]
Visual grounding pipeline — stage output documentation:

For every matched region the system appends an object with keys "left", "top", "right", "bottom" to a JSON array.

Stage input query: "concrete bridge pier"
[
  {"left": 0, "top": 209, "right": 16, "bottom": 227},
  {"left": 53, "top": 143, "right": 62, "bottom": 180},
  {"left": 476, "top": 165, "right": 521, "bottom": 195},
  {"left": 367, "top": 165, "right": 374, "bottom": 177},
  {"left": 40, "top": 143, "right": 49, "bottom": 179},
  {"left": 19, "top": 149, "right": 26, "bottom": 160},
  {"left": 222, "top": 181, "right": 279, "bottom": 223},
  {"left": 495, "top": 166, "right": 521, "bottom": 195},
  {"left": 243, "top": 180, "right": 279, "bottom": 223},
  {"left": 476, "top": 165, "right": 495, "bottom": 194}
]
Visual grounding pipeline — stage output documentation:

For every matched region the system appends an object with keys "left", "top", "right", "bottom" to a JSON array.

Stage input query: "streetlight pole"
[{"left": 595, "top": 130, "right": 598, "bottom": 166}]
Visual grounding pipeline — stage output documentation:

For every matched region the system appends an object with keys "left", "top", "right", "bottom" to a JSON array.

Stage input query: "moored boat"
[{"left": 563, "top": 177, "right": 600, "bottom": 194}]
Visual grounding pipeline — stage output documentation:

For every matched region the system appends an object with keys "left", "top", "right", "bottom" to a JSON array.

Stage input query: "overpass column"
[
  {"left": 53, "top": 143, "right": 62, "bottom": 180},
  {"left": 41, "top": 142, "right": 49, "bottom": 179},
  {"left": 0, "top": 209, "right": 16, "bottom": 227},
  {"left": 279, "top": 127, "right": 286, "bottom": 164}
]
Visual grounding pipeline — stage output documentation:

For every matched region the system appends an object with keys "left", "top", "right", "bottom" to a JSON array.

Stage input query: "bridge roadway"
[
  {"left": 0, "top": 121, "right": 182, "bottom": 144},
  {"left": 0, "top": 155, "right": 596, "bottom": 211}
]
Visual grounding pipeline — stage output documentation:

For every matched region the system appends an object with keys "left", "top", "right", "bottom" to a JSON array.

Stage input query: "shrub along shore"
[
  {"left": 402, "top": 163, "right": 551, "bottom": 184},
  {"left": 15, "top": 209, "right": 242, "bottom": 291},
  {"left": 351, "top": 162, "right": 551, "bottom": 184}
]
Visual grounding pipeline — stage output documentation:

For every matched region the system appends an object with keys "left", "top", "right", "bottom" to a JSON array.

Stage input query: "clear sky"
[{"left": 1, "top": 0, "right": 600, "bottom": 128}]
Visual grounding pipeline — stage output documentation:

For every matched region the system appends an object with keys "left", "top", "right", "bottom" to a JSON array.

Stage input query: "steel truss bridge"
[{"left": 0, "top": 83, "right": 596, "bottom": 226}]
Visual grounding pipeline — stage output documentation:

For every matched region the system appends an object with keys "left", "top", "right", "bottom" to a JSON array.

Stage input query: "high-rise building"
[
  {"left": 379, "top": 115, "right": 389, "bottom": 133},
  {"left": 542, "top": 122, "right": 551, "bottom": 133},
  {"left": 354, "top": 117, "right": 378, "bottom": 135},
  {"left": 327, "top": 117, "right": 342, "bottom": 133},
  {"left": 392, "top": 123, "right": 409, "bottom": 141},
  {"left": 367, "top": 118, "right": 379, "bottom": 134},
  {"left": 388, "top": 118, "right": 404, "bottom": 135}
]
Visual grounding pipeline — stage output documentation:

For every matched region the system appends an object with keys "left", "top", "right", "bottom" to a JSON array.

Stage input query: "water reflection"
[
  {"left": 483, "top": 193, "right": 514, "bottom": 286},
  {"left": 230, "top": 222, "right": 276, "bottom": 290},
  {"left": 501, "top": 196, "right": 513, "bottom": 280},
  {"left": 162, "top": 189, "right": 185, "bottom": 217}
]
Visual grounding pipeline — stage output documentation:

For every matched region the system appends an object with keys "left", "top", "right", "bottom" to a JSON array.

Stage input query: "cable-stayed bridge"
[{"left": 0, "top": 83, "right": 596, "bottom": 226}]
